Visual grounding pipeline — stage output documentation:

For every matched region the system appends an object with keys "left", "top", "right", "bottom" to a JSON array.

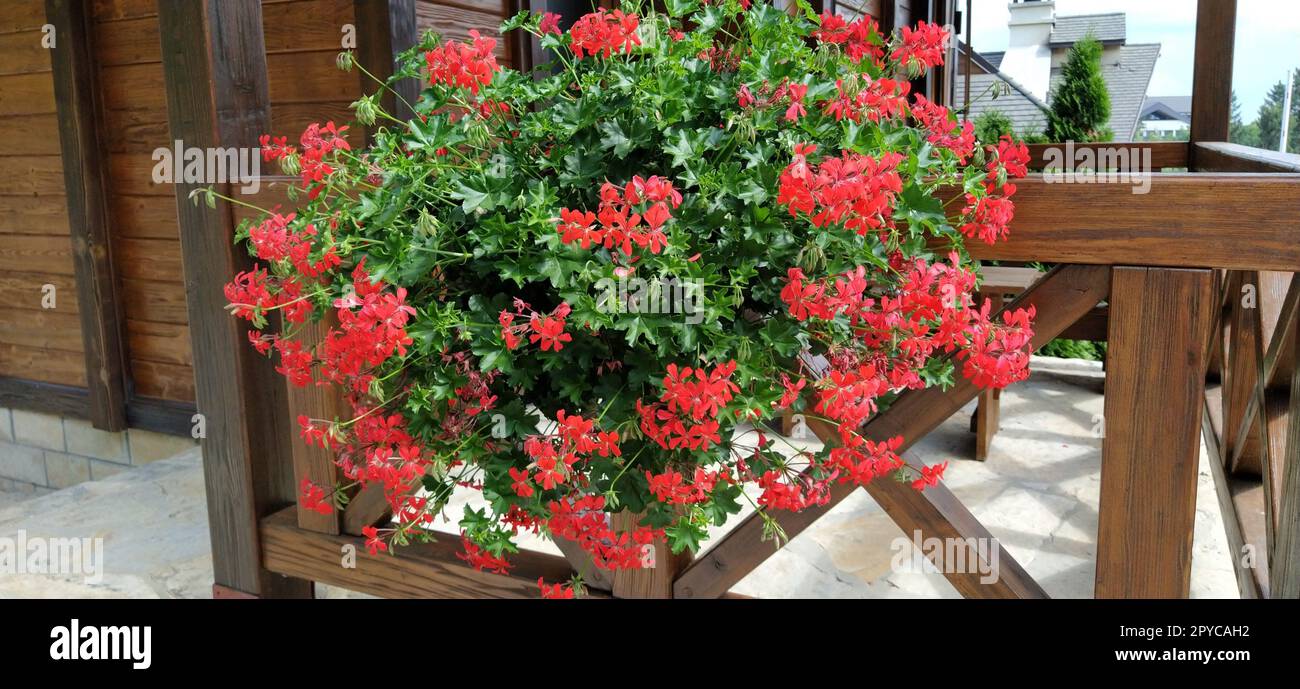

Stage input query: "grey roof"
[
  {"left": 1048, "top": 42, "right": 1160, "bottom": 140},
  {"left": 982, "top": 51, "right": 1005, "bottom": 70},
  {"left": 1049, "top": 13, "right": 1127, "bottom": 46},
  {"left": 953, "top": 71, "right": 1050, "bottom": 137},
  {"left": 1141, "top": 95, "right": 1192, "bottom": 123}
]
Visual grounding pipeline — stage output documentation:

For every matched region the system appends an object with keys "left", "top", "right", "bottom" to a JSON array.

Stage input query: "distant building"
[
  {"left": 1138, "top": 95, "right": 1192, "bottom": 137},
  {"left": 955, "top": 0, "right": 1161, "bottom": 141}
]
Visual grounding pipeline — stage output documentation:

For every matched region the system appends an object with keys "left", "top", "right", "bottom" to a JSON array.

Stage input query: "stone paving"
[{"left": 0, "top": 357, "right": 1240, "bottom": 598}]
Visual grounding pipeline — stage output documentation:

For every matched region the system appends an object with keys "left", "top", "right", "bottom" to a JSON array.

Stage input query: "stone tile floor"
[{"left": 0, "top": 357, "right": 1239, "bottom": 598}]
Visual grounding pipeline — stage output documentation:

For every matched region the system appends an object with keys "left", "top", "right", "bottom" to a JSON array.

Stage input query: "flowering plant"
[{"left": 222, "top": 0, "right": 1033, "bottom": 597}]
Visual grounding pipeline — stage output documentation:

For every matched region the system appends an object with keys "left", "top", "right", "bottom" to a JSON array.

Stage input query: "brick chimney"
[{"left": 998, "top": 0, "right": 1055, "bottom": 101}]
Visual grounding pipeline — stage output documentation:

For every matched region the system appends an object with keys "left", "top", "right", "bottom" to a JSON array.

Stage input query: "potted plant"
[{"left": 218, "top": 0, "right": 1033, "bottom": 597}]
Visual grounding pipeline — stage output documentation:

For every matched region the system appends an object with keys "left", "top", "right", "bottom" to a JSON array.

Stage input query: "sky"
[{"left": 959, "top": 0, "right": 1300, "bottom": 120}]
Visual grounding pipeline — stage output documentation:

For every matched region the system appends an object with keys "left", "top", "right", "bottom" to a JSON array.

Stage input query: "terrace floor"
[{"left": 0, "top": 357, "right": 1239, "bottom": 598}]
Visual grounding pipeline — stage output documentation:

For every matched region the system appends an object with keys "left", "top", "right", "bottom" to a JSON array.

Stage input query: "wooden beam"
[
  {"left": 353, "top": 0, "right": 418, "bottom": 136},
  {"left": 674, "top": 264, "right": 1111, "bottom": 599},
  {"left": 1222, "top": 274, "right": 1300, "bottom": 474},
  {"left": 612, "top": 510, "right": 692, "bottom": 598},
  {"left": 1194, "top": 142, "right": 1300, "bottom": 173},
  {"left": 1025, "top": 142, "right": 1189, "bottom": 171},
  {"left": 46, "top": 0, "right": 127, "bottom": 431},
  {"left": 1189, "top": 0, "right": 1237, "bottom": 154},
  {"left": 285, "top": 319, "right": 344, "bottom": 534},
  {"left": 158, "top": 0, "right": 310, "bottom": 598},
  {"left": 260, "top": 507, "right": 592, "bottom": 598},
  {"left": 1202, "top": 387, "right": 1264, "bottom": 598},
  {"left": 341, "top": 483, "right": 391, "bottom": 535},
  {"left": 956, "top": 174, "right": 1300, "bottom": 271},
  {"left": 1271, "top": 298, "right": 1300, "bottom": 597},
  {"left": 1095, "top": 267, "right": 1215, "bottom": 598}
]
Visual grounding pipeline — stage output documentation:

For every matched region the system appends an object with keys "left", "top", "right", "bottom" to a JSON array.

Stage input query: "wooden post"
[
  {"left": 46, "top": 0, "right": 128, "bottom": 431},
  {"left": 1189, "top": 0, "right": 1236, "bottom": 166},
  {"left": 974, "top": 293, "right": 1003, "bottom": 461},
  {"left": 158, "top": 0, "right": 311, "bottom": 598},
  {"left": 353, "top": 0, "right": 418, "bottom": 140},
  {"left": 612, "top": 511, "right": 692, "bottom": 598},
  {"left": 1272, "top": 306, "right": 1300, "bottom": 597},
  {"left": 1096, "top": 267, "right": 1215, "bottom": 598}
]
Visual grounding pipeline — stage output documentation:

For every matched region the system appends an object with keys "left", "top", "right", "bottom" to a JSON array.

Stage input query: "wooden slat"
[
  {"left": 92, "top": 14, "right": 161, "bottom": 66},
  {"left": 0, "top": 343, "right": 87, "bottom": 386},
  {"left": 1223, "top": 271, "right": 1262, "bottom": 469},
  {"left": 0, "top": 0, "right": 47, "bottom": 34},
  {"left": 341, "top": 483, "right": 391, "bottom": 535},
  {"left": 0, "top": 192, "right": 71, "bottom": 235},
  {"left": 1189, "top": 0, "right": 1236, "bottom": 151},
  {"left": 1095, "top": 267, "right": 1214, "bottom": 598},
  {"left": 285, "top": 318, "right": 345, "bottom": 534},
  {"left": 158, "top": 0, "right": 310, "bottom": 598},
  {"left": 266, "top": 50, "right": 358, "bottom": 105},
  {"left": 675, "top": 264, "right": 1111, "bottom": 599},
  {"left": 125, "top": 320, "right": 192, "bottom": 366},
  {"left": 1026, "top": 142, "right": 1189, "bottom": 171},
  {"left": 130, "top": 359, "right": 195, "bottom": 402},
  {"left": 958, "top": 175, "right": 1300, "bottom": 271},
  {"left": 263, "top": 0, "right": 354, "bottom": 53},
  {"left": 1271, "top": 292, "right": 1300, "bottom": 596},
  {"left": 91, "top": 0, "right": 157, "bottom": 22},
  {"left": 0, "top": 233, "right": 75, "bottom": 275},
  {"left": 0, "top": 272, "right": 78, "bottom": 311},
  {"left": 0, "top": 29, "right": 55, "bottom": 76},
  {"left": 1202, "top": 385, "right": 1264, "bottom": 598},
  {"left": 0, "top": 114, "right": 64, "bottom": 156},
  {"left": 0, "top": 308, "right": 85, "bottom": 351},
  {"left": 120, "top": 278, "right": 189, "bottom": 324},
  {"left": 1223, "top": 274, "right": 1300, "bottom": 475},
  {"left": 48, "top": 0, "right": 129, "bottom": 431},
  {"left": 0, "top": 72, "right": 57, "bottom": 116},
  {"left": 974, "top": 293, "right": 1003, "bottom": 461},
  {"left": 97, "top": 63, "right": 167, "bottom": 113},
  {"left": 260, "top": 507, "right": 588, "bottom": 598},
  {"left": 1194, "top": 142, "right": 1300, "bottom": 173},
  {"left": 0, "top": 155, "right": 65, "bottom": 195}
]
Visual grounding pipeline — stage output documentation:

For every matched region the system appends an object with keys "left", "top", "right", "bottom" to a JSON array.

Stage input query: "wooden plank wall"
[
  {"left": 262, "top": 0, "right": 360, "bottom": 141},
  {"left": 0, "top": 0, "right": 86, "bottom": 388},
  {"left": 90, "top": 0, "right": 193, "bottom": 403},
  {"left": 415, "top": 0, "right": 513, "bottom": 69}
]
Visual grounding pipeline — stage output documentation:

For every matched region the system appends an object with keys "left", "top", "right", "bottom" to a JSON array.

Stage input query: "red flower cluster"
[
  {"left": 911, "top": 94, "right": 976, "bottom": 162},
  {"left": 247, "top": 212, "right": 341, "bottom": 281},
  {"left": 892, "top": 20, "right": 949, "bottom": 72},
  {"left": 638, "top": 361, "right": 739, "bottom": 451},
  {"left": 425, "top": 30, "right": 500, "bottom": 95},
  {"left": 959, "top": 135, "right": 1030, "bottom": 244},
  {"left": 777, "top": 144, "right": 905, "bottom": 235},
  {"left": 820, "top": 76, "right": 912, "bottom": 124},
  {"left": 813, "top": 11, "right": 885, "bottom": 65},
  {"left": 511, "top": 409, "right": 620, "bottom": 495},
  {"left": 318, "top": 265, "right": 416, "bottom": 391},
  {"left": 547, "top": 495, "right": 660, "bottom": 569},
  {"left": 538, "top": 578, "right": 576, "bottom": 598},
  {"left": 568, "top": 9, "right": 641, "bottom": 59},
  {"left": 556, "top": 175, "right": 681, "bottom": 256},
  {"left": 457, "top": 535, "right": 513, "bottom": 574},
  {"left": 499, "top": 300, "right": 573, "bottom": 352},
  {"left": 646, "top": 467, "right": 730, "bottom": 505}
]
